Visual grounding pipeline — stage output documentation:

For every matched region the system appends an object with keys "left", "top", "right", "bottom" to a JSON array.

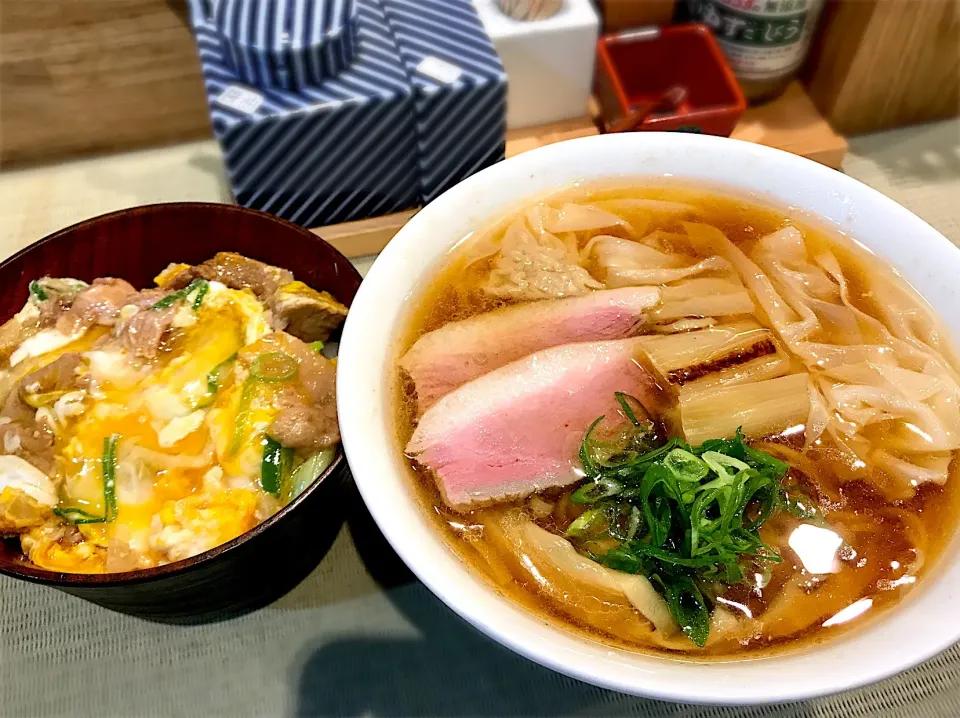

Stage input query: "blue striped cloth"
[
  {"left": 381, "top": 0, "right": 507, "bottom": 203},
  {"left": 189, "top": 0, "right": 420, "bottom": 227},
  {"left": 211, "top": 0, "right": 360, "bottom": 89}
]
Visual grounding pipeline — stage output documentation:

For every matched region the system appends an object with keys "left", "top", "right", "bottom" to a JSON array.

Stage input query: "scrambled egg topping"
[{"left": 14, "top": 284, "right": 277, "bottom": 573}]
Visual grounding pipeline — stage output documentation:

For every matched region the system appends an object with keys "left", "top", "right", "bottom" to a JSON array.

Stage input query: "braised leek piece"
[
  {"left": 673, "top": 373, "right": 811, "bottom": 444},
  {"left": 638, "top": 320, "right": 792, "bottom": 390}
]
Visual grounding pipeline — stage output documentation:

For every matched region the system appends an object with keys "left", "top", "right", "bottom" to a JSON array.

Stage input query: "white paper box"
[{"left": 473, "top": 0, "right": 599, "bottom": 129}]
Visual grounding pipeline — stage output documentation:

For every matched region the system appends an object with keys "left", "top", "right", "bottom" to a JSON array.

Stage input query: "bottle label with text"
[{"left": 696, "top": 0, "right": 825, "bottom": 81}]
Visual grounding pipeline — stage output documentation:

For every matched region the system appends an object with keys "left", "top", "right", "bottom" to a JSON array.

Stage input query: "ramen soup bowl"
[{"left": 337, "top": 133, "right": 960, "bottom": 703}]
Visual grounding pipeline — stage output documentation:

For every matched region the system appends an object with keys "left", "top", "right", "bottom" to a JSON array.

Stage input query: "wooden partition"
[
  {"left": 0, "top": 0, "right": 210, "bottom": 165},
  {"left": 802, "top": 0, "right": 960, "bottom": 136}
]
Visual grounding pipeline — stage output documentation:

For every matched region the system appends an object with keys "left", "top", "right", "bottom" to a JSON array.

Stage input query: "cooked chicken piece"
[
  {"left": 159, "top": 253, "right": 293, "bottom": 301},
  {"left": 1, "top": 353, "right": 84, "bottom": 472},
  {"left": 0, "top": 278, "right": 89, "bottom": 362},
  {"left": 271, "top": 281, "right": 348, "bottom": 342},
  {"left": 29, "top": 277, "right": 90, "bottom": 329},
  {"left": 239, "top": 332, "right": 339, "bottom": 452},
  {"left": 124, "top": 288, "right": 170, "bottom": 310},
  {"left": 105, "top": 288, "right": 183, "bottom": 360},
  {"left": 56, "top": 278, "right": 137, "bottom": 334},
  {"left": 268, "top": 403, "right": 339, "bottom": 451},
  {"left": 116, "top": 305, "right": 177, "bottom": 360}
]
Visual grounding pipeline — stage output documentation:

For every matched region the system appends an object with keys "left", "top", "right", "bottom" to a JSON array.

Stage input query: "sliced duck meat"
[
  {"left": 56, "top": 278, "right": 137, "bottom": 335},
  {"left": 406, "top": 338, "right": 664, "bottom": 510},
  {"left": 401, "top": 287, "right": 661, "bottom": 410},
  {"left": 159, "top": 252, "right": 293, "bottom": 301},
  {"left": 271, "top": 281, "right": 349, "bottom": 343},
  {"left": 1, "top": 353, "right": 85, "bottom": 472}
]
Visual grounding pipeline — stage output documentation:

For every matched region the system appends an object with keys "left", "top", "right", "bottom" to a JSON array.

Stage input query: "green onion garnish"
[
  {"left": 285, "top": 448, "right": 335, "bottom": 502},
  {"left": 206, "top": 353, "right": 237, "bottom": 395},
  {"left": 309, "top": 341, "right": 324, "bottom": 353},
  {"left": 191, "top": 281, "right": 209, "bottom": 310},
  {"left": 566, "top": 411, "right": 792, "bottom": 648},
  {"left": 28, "top": 280, "right": 48, "bottom": 301},
  {"left": 260, "top": 437, "right": 293, "bottom": 496},
  {"left": 229, "top": 377, "right": 258, "bottom": 457},
  {"left": 229, "top": 352, "right": 298, "bottom": 456},
  {"left": 151, "top": 278, "right": 209, "bottom": 311},
  {"left": 250, "top": 352, "right": 298, "bottom": 383},
  {"left": 53, "top": 434, "right": 119, "bottom": 525},
  {"left": 52, "top": 507, "right": 105, "bottom": 524}
]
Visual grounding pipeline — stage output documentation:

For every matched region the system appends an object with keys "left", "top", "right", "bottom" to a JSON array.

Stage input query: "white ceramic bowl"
[{"left": 337, "top": 133, "right": 960, "bottom": 704}]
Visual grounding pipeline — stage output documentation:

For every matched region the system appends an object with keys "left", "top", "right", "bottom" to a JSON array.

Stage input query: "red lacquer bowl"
[{"left": 0, "top": 203, "right": 361, "bottom": 623}]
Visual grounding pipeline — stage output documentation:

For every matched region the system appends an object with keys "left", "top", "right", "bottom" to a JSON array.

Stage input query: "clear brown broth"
[{"left": 393, "top": 183, "right": 960, "bottom": 659}]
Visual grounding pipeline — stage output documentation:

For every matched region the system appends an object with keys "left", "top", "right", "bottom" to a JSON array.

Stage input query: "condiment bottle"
[{"left": 690, "top": 0, "right": 825, "bottom": 103}]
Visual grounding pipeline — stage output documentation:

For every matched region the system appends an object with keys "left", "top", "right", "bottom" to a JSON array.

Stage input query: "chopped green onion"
[
  {"left": 229, "top": 377, "right": 258, "bottom": 456},
  {"left": 192, "top": 353, "right": 238, "bottom": 410},
  {"left": 665, "top": 577, "right": 711, "bottom": 647},
  {"left": 250, "top": 352, "right": 298, "bottom": 383},
  {"left": 52, "top": 507, "right": 105, "bottom": 524},
  {"left": 206, "top": 353, "right": 237, "bottom": 395},
  {"left": 309, "top": 341, "right": 324, "bottom": 353},
  {"left": 570, "top": 477, "right": 622, "bottom": 504},
  {"left": 286, "top": 447, "right": 335, "bottom": 501},
  {"left": 53, "top": 434, "right": 119, "bottom": 524},
  {"left": 24, "top": 389, "right": 70, "bottom": 409},
  {"left": 260, "top": 437, "right": 293, "bottom": 496},
  {"left": 151, "top": 278, "right": 208, "bottom": 311},
  {"left": 191, "top": 280, "right": 209, "bottom": 310},
  {"left": 663, "top": 449, "right": 709, "bottom": 483},
  {"left": 777, "top": 483, "right": 822, "bottom": 522},
  {"left": 700, "top": 451, "right": 751, "bottom": 482},
  {"left": 606, "top": 503, "right": 643, "bottom": 541},
  {"left": 566, "top": 409, "right": 795, "bottom": 647},
  {"left": 102, "top": 434, "right": 118, "bottom": 521},
  {"left": 614, "top": 392, "right": 642, "bottom": 427},
  {"left": 229, "top": 352, "right": 299, "bottom": 456},
  {"left": 28, "top": 280, "right": 48, "bottom": 301},
  {"left": 566, "top": 507, "right": 608, "bottom": 538}
]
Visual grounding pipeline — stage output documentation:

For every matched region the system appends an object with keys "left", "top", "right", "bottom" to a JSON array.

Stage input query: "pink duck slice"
[
  {"left": 406, "top": 337, "right": 663, "bottom": 510},
  {"left": 400, "top": 287, "right": 660, "bottom": 410}
]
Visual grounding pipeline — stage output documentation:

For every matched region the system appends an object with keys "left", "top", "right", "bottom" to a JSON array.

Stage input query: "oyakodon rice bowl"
[
  {"left": 0, "top": 203, "right": 361, "bottom": 622},
  {"left": 337, "top": 133, "right": 960, "bottom": 704}
]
